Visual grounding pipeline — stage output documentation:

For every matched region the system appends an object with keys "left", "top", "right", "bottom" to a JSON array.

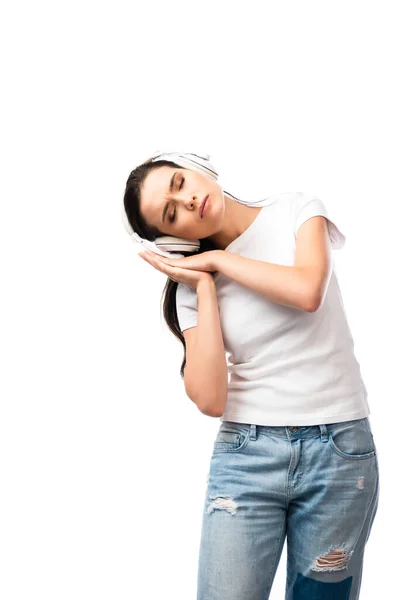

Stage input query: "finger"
[
  {"left": 140, "top": 253, "right": 154, "bottom": 265},
  {"left": 140, "top": 252, "right": 160, "bottom": 269},
  {"left": 148, "top": 252, "right": 174, "bottom": 264},
  {"left": 141, "top": 251, "right": 158, "bottom": 262},
  {"left": 144, "top": 253, "right": 174, "bottom": 275},
  {"left": 158, "top": 255, "right": 189, "bottom": 268},
  {"left": 140, "top": 251, "right": 183, "bottom": 278}
]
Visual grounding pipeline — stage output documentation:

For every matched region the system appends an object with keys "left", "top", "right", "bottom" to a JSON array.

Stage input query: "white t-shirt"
[{"left": 175, "top": 192, "right": 370, "bottom": 426}]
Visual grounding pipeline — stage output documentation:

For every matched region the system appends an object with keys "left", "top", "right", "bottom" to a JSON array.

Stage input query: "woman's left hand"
[{"left": 138, "top": 249, "right": 221, "bottom": 273}]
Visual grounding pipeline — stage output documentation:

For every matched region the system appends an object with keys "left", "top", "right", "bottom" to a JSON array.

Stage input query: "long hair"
[{"left": 123, "top": 158, "right": 218, "bottom": 378}]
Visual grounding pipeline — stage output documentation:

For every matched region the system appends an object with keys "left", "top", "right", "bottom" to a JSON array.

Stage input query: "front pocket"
[
  {"left": 213, "top": 422, "right": 251, "bottom": 454},
  {"left": 328, "top": 419, "right": 377, "bottom": 461}
]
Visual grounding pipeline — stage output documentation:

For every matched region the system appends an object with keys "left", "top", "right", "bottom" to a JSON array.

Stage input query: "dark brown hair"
[{"left": 123, "top": 158, "right": 218, "bottom": 378}]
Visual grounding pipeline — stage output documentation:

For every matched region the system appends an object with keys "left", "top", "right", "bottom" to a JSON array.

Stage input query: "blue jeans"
[{"left": 197, "top": 417, "right": 379, "bottom": 600}]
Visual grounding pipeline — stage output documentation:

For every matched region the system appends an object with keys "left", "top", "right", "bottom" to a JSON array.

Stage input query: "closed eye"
[{"left": 169, "top": 177, "right": 184, "bottom": 223}]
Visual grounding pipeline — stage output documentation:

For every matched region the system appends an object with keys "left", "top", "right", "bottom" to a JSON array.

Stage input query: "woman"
[{"left": 122, "top": 151, "right": 379, "bottom": 600}]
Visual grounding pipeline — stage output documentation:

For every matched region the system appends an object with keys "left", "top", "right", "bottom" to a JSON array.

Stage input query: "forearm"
[
  {"left": 185, "top": 277, "right": 227, "bottom": 416},
  {"left": 215, "top": 250, "right": 315, "bottom": 311}
]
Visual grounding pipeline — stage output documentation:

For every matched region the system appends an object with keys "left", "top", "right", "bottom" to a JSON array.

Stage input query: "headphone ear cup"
[{"left": 155, "top": 236, "right": 200, "bottom": 254}]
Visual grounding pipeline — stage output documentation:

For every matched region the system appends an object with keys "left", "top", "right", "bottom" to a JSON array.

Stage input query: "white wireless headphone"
[{"left": 121, "top": 150, "right": 266, "bottom": 258}]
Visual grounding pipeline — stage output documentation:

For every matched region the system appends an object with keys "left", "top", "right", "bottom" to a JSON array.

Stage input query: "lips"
[{"left": 200, "top": 195, "right": 209, "bottom": 218}]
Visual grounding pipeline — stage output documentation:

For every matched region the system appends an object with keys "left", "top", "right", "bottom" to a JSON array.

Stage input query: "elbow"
[
  {"left": 186, "top": 387, "right": 225, "bottom": 417},
  {"left": 197, "top": 396, "right": 226, "bottom": 418},
  {"left": 199, "top": 406, "right": 224, "bottom": 418},
  {"left": 303, "top": 290, "right": 323, "bottom": 313}
]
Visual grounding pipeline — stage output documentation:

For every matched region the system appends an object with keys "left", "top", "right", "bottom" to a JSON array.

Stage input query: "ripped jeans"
[{"left": 197, "top": 417, "right": 379, "bottom": 600}]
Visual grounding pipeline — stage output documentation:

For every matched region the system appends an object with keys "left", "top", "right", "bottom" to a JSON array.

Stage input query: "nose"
[{"left": 184, "top": 195, "right": 197, "bottom": 209}]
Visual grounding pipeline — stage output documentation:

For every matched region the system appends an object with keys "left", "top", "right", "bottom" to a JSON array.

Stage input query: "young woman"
[{"left": 122, "top": 151, "right": 379, "bottom": 600}]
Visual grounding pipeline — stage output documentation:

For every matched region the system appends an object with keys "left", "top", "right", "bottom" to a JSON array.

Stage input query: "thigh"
[
  {"left": 285, "top": 418, "right": 380, "bottom": 600},
  {"left": 197, "top": 422, "right": 288, "bottom": 600}
]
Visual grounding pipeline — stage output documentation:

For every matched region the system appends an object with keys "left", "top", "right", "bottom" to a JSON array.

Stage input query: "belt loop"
[
  {"left": 250, "top": 424, "right": 257, "bottom": 440},
  {"left": 319, "top": 424, "right": 329, "bottom": 443}
]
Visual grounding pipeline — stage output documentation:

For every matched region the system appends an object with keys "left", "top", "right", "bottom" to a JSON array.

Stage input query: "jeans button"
[{"left": 290, "top": 427, "right": 298, "bottom": 432}]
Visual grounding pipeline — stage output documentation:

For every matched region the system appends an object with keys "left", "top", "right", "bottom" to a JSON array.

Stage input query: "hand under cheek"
[{"left": 154, "top": 254, "right": 171, "bottom": 263}]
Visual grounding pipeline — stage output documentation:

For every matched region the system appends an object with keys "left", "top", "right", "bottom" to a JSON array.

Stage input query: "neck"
[{"left": 207, "top": 195, "right": 263, "bottom": 250}]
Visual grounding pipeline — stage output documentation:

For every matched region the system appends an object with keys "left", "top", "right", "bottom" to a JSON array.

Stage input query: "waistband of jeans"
[{"left": 225, "top": 418, "right": 368, "bottom": 441}]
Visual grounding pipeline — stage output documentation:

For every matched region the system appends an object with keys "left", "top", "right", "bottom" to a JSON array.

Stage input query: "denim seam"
[
  {"left": 212, "top": 428, "right": 251, "bottom": 454},
  {"left": 350, "top": 468, "right": 380, "bottom": 553},
  {"left": 253, "top": 423, "right": 362, "bottom": 441},
  {"left": 265, "top": 514, "right": 287, "bottom": 594},
  {"left": 328, "top": 433, "right": 376, "bottom": 461}
]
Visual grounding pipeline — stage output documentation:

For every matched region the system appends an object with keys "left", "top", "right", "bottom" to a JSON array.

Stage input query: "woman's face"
[{"left": 139, "top": 166, "right": 225, "bottom": 239}]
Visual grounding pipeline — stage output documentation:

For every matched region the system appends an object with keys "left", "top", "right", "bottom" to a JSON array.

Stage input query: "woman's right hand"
[{"left": 138, "top": 251, "right": 214, "bottom": 291}]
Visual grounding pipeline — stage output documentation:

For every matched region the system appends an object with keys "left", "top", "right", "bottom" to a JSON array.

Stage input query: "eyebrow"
[{"left": 161, "top": 171, "right": 177, "bottom": 224}]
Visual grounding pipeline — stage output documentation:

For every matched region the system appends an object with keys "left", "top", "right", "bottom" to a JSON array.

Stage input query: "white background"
[{"left": 1, "top": 1, "right": 398, "bottom": 598}]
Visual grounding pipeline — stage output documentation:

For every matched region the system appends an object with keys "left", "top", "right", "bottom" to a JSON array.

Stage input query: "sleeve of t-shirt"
[
  {"left": 292, "top": 192, "right": 346, "bottom": 250},
  {"left": 175, "top": 282, "right": 199, "bottom": 332}
]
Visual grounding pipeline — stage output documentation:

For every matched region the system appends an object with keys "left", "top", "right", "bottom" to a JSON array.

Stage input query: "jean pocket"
[
  {"left": 328, "top": 418, "right": 377, "bottom": 461},
  {"left": 213, "top": 421, "right": 251, "bottom": 454}
]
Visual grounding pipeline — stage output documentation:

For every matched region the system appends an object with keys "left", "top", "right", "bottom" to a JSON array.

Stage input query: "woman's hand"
[
  {"left": 138, "top": 250, "right": 218, "bottom": 291},
  {"left": 144, "top": 249, "right": 220, "bottom": 272}
]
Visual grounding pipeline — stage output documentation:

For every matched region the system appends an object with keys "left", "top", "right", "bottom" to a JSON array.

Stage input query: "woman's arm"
[
  {"left": 214, "top": 216, "right": 333, "bottom": 312},
  {"left": 152, "top": 216, "right": 333, "bottom": 312},
  {"left": 183, "top": 277, "right": 227, "bottom": 417}
]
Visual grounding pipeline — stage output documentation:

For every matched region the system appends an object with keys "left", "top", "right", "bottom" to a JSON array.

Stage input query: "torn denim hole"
[
  {"left": 311, "top": 544, "right": 354, "bottom": 572},
  {"left": 207, "top": 495, "right": 237, "bottom": 515}
]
